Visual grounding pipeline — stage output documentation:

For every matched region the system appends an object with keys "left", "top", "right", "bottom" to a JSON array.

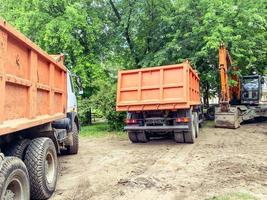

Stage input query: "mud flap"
[{"left": 215, "top": 107, "right": 242, "bottom": 129}]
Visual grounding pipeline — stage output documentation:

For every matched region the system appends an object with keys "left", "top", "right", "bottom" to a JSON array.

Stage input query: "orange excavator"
[{"left": 215, "top": 43, "right": 267, "bottom": 128}]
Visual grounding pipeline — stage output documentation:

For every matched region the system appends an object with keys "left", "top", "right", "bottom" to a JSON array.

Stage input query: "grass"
[
  {"left": 208, "top": 193, "right": 258, "bottom": 200},
  {"left": 81, "top": 120, "right": 216, "bottom": 138},
  {"left": 80, "top": 122, "right": 125, "bottom": 138},
  {"left": 202, "top": 120, "right": 215, "bottom": 128}
]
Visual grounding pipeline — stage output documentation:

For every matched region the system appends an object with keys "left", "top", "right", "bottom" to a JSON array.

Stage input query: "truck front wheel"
[
  {"left": 66, "top": 122, "right": 79, "bottom": 154},
  {"left": 24, "top": 137, "right": 58, "bottom": 199},
  {"left": 0, "top": 157, "right": 30, "bottom": 200}
]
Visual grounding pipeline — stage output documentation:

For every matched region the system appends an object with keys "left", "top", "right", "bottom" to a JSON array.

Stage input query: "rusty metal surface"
[
  {"left": 116, "top": 61, "right": 200, "bottom": 111},
  {"left": 0, "top": 19, "right": 67, "bottom": 136},
  {"left": 215, "top": 106, "right": 241, "bottom": 129}
]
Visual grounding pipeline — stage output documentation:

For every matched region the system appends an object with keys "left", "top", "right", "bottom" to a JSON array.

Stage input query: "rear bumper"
[{"left": 124, "top": 125, "right": 189, "bottom": 131}]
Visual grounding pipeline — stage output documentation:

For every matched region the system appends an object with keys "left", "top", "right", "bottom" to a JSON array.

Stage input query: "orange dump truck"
[
  {"left": 116, "top": 61, "right": 202, "bottom": 143},
  {"left": 0, "top": 19, "right": 81, "bottom": 199}
]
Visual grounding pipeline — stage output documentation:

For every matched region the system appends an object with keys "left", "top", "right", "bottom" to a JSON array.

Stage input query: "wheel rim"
[
  {"left": 4, "top": 175, "right": 25, "bottom": 200},
  {"left": 45, "top": 150, "right": 56, "bottom": 184}
]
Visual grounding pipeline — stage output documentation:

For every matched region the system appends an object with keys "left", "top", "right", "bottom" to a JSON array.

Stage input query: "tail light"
[
  {"left": 175, "top": 117, "right": 190, "bottom": 123},
  {"left": 125, "top": 119, "right": 138, "bottom": 124}
]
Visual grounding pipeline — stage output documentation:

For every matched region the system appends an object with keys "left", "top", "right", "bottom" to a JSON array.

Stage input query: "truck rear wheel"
[
  {"left": 24, "top": 137, "right": 58, "bottom": 199},
  {"left": 137, "top": 132, "right": 149, "bottom": 143},
  {"left": 128, "top": 132, "right": 138, "bottom": 143},
  {"left": 174, "top": 132, "right": 184, "bottom": 143},
  {"left": 193, "top": 112, "right": 200, "bottom": 138},
  {"left": 67, "top": 122, "right": 79, "bottom": 154},
  {"left": 0, "top": 157, "right": 30, "bottom": 200},
  {"left": 184, "top": 113, "right": 196, "bottom": 144},
  {"left": 4, "top": 139, "right": 30, "bottom": 160}
]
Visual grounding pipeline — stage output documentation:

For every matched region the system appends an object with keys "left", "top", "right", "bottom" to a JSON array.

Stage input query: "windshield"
[{"left": 243, "top": 78, "right": 259, "bottom": 91}]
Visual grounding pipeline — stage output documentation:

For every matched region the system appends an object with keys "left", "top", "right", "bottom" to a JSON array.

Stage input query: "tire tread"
[
  {"left": 174, "top": 132, "right": 184, "bottom": 143},
  {"left": 67, "top": 123, "right": 79, "bottom": 154},
  {"left": 24, "top": 137, "right": 57, "bottom": 199},
  {"left": 128, "top": 132, "right": 138, "bottom": 143},
  {"left": 5, "top": 139, "right": 30, "bottom": 160},
  {"left": 0, "top": 157, "right": 30, "bottom": 199}
]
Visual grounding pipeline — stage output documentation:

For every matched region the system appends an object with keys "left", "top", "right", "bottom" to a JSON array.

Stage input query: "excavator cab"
[{"left": 241, "top": 75, "right": 262, "bottom": 105}]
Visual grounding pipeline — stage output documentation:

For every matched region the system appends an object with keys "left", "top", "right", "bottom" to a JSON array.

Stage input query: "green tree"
[{"left": 1, "top": 0, "right": 266, "bottom": 129}]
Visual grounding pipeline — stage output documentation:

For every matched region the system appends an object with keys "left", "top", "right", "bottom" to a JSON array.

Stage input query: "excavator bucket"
[{"left": 215, "top": 106, "right": 241, "bottom": 129}]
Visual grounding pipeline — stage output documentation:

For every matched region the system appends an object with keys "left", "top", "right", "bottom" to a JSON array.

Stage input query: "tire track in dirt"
[
  {"left": 51, "top": 122, "right": 267, "bottom": 200},
  {"left": 114, "top": 143, "right": 195, "bottom": 200}
]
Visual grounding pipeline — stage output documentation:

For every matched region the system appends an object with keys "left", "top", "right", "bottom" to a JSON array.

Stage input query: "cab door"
[{"left": 67, "top": 72, "right": 77, "bottom": 113}]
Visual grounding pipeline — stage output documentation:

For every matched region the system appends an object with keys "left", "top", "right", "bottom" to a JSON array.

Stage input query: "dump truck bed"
[
  {"left": 0, "top": 19, "right": 67, "bottom": 136},
  {"left": 116, "top": 61, "right": 200, "bottom": 111}
]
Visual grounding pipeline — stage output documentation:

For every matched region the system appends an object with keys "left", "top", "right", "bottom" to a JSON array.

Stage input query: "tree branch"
[
  {"left": 109, "top": 0, "right": 121, "bottom": 22},
  {"left": 109, "top": 0, "right": 141, "bottom": 67}
]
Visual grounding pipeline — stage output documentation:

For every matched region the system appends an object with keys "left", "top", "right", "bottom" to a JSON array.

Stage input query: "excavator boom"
[
  {"left": 215, "top": 43, "right": 241, "bottom": 128},
  {"left": 219, "top": 44, "right": 230, "bottom": 103}
]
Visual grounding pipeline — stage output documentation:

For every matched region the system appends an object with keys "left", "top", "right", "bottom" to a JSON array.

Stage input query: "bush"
[
  {"left": 78, "top": 98, "right": 92, "bottom": 126},
  {"left": 90, "top": 82, "right": 126, "bottom": 131}
]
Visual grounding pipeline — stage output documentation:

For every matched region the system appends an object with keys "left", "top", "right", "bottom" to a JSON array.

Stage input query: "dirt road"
[{"left": 51, "top": 122, "right": 267, "bottom": 200}]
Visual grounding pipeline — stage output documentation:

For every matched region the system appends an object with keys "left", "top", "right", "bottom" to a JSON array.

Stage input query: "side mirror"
[
  {"left": 76, "top": 76, "right": 84, "bottom": 95},
  {"left": 79, "top": 90, "right": 84, "bottom": 95}
]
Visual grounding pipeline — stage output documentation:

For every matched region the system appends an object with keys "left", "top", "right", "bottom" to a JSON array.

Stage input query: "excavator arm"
[
  {"left": 215, "top": 43, "right": 241, "bottom": 128},
  {"left": 219, "top": 43, "right": 231, "bottom": 103},
  {"left": 218, "top": 43, "right": 241, "bottom": 111}
]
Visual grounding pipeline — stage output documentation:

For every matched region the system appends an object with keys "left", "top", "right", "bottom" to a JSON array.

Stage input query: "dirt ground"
[{"left": 51, "top": 122, "right": 267, "bottom": 200}]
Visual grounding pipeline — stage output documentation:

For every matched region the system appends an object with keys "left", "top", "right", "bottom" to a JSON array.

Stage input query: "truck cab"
[
  {"left": 67, "top": 71, "right": 78, "bottom": 113},
  {"left": 0, "top": 20, "right": 81, "bottom": 199}
]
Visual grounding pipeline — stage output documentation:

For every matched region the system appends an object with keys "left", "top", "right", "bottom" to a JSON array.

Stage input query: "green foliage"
[
  {"left": 90, "top": 81, "right": 126, "bottom": 131},
  {"left": 0, "top": 0, "right": 109, "bottom": 97},
  {"left": 77, "top": 98, "right": 92, "bottom": 125},
  {"left": 1, "top": 0, "right": 266, "bottom": 130}
]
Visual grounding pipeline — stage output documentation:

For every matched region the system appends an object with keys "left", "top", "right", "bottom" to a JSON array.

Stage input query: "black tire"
[
  {"left": 137, "top": 132, "right": 149, "bottom": 143},
  {"left": 206, "top": 106, "right": 215, "bottom": 120},
  {"left": 0, "top": 157, "right": 30, "bottom": 200},
  {"left": 174, "top": 132, "right": 184, "bottom": 143},
  {"left": 4, "top": 139, "right": 30, "bottom": 160},
  {"left": 128, "top": 132, "right": 138, "bottom": 143},
  {"left": 184, "top": 113, "right": 196, "bottom": 144},
  {"left": 67, "top": 122, "right": 79, "bottom": 155},
  {"left": 193, "top": 112, "right": 200, "bottom": 138},
  {"left": 24, "top": 137, "right": 58, "bottom": 199}
]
